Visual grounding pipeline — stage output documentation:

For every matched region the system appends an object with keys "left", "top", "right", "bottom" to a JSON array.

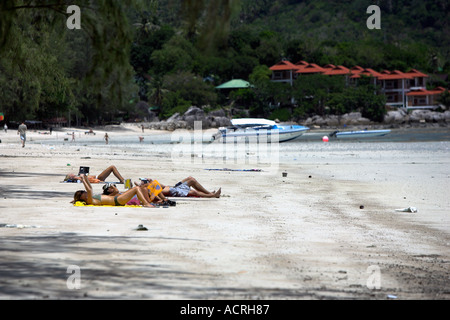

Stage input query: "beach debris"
[
  {"left": 0, "top": 223, "right": 41, "bottom": 229},
  {"left": 360, "top": 205, "right": 364, "bottom": 209},
  {"left": 282, "top": 172, "right": 288, "bottom": 177},
  {"left": 204, "top": 168, "right": 262, "bottom": 172},
  {"left": 387, "top": 294, "right": 398, "bottom": 299},
  {"left": 395, "top": 207, "right": 418, "bottom": 213},
  {"left": 135, "top": 224, "right": 148, "bottom": 231},
  {"left": 322, "top": 135, "right": 329, "bottom": 142}
]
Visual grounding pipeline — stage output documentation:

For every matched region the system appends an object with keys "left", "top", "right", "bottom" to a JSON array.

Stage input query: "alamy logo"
[
  {"left": 366, "top": 5, "right": 381, "bottom": 29},
  {"left": 170, "top": 121, "right": 280, "bottom": 175},
  {"left": 66, "top": 265, "right": 81, "bottom": 290},
  {"left": 366, "top": 265, "right": 381, "bottom": 290},
  {"left": 66, "top": 5, "right": 81, "bottom": 30}
]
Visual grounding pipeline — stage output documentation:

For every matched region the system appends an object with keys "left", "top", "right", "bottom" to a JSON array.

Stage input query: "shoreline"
[
  {"left": 0, "top": 127, "right": 449, "bottom": 300},
  {"left": 0, "top": 122, "right": 449, "bottom": 145}
]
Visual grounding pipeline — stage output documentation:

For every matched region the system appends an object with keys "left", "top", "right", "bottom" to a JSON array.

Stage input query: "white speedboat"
[
  {"left": 330, "top": 129, "right": 391, "bottom": 139},
  {"left": 214, "top": 118, "right": 309, "bottom": 142}
]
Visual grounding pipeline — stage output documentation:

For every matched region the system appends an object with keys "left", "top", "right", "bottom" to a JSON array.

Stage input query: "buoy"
[{"left": 322, "top": 135, "right": 329, "bottom": 142}]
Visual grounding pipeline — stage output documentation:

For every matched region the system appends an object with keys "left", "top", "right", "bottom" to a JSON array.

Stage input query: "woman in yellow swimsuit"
[{"left": 72, "top": 174, "right": 154, "bottom": 207}]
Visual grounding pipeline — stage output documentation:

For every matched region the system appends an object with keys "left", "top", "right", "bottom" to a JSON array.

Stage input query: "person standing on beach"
[
  {"left": 17, "top": 121, "right": 27, "bottom": 147},
  {"left": 4, "top": 123, "right": 7, "bottom": 133},
  {"left": 104, "top": 133, "right": 109, "bottom": 144},
  {"left": 72, "top": 132, "right": 75, "bottom": 142}
]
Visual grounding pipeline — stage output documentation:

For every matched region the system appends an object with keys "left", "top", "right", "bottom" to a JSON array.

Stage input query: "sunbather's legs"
[
  {"left": 97, "top": 165, "right": 125, "bottom": 183},
  {"left": 188, "top": 188, "right": 221, "bottom": 198},
  {"left": 181, "top": 176, "right": 212, "bottom": 194},
  {"left": 117, "top": 187, "right": 154, "bottom": 207}
]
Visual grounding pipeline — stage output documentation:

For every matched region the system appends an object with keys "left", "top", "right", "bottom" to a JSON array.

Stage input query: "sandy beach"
[{"left": 0, "top": 124, "right": 449, "bottom": 300}]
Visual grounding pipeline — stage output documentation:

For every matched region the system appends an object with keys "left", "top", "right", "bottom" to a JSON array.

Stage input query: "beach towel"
[{"left": 73, "top": 201, "right": 142, "bottom": 208}]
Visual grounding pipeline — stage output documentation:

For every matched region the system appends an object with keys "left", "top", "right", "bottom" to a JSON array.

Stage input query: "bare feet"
[{"left": 215, "top": 188, "right": 221, "bottom": 198}]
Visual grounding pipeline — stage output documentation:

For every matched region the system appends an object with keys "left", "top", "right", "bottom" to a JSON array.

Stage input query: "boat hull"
[
  {"left": 334, "top": 129, "right": 391, "bottom": 139},
  {"left": 218, "top": 125, "right": 309, "bottom": 142}
]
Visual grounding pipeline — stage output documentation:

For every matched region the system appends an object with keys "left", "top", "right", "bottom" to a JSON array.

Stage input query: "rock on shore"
[
  {"left": 146, "top": 106, "right": 231, "bottom": 131},
  {"left": 303, "top": 110, "right": 450, "bottom": 128},
  {"left": 141, "top": 106, "right": 450, "bottom": 130}
]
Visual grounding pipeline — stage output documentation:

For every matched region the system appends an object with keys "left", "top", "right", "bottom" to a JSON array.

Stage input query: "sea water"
[{"left": 36, "top": 127, "right": 450, "bottom": 167}]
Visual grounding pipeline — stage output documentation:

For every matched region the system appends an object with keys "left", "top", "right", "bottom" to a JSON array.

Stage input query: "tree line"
[{"left": 0, "top": 0, "right": 448, "bottom": 126}]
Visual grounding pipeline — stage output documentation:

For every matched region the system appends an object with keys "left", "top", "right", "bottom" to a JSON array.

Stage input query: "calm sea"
[{"left": 39, "top": 127, "right": 450, "bottom": 166}]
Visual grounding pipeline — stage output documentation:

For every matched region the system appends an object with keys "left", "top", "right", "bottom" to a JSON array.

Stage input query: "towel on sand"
[{"left": 73, "top": 201, "right": 142, "bottom": 208}]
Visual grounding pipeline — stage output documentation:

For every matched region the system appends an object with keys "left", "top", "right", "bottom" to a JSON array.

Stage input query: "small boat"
[
  {"left": 214, "top": 118, "right": 309, "bottom": 142},
  {"left": 330, "top": 129, "right": 391, "bottom": 139}
]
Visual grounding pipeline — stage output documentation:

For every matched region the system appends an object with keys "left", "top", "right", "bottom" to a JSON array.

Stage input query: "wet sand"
[{"left": 0, "top": 125, "right": 449, "bottom": 300}]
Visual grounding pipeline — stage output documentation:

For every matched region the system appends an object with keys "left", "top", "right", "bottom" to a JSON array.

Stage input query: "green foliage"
[
  {"left": 269, "top": 108, "right": 291, "bottom": 122},
  {"left": 291, "top": 74, "right": 387, "bottom": 121},
  {"left": 0, "top": 0, "right": 141, "bottom": 125},
  {"left": 438, "top": 91, "right": 450, "bottom": 109},
  {"left": 159, "top": 71, "right": 217, "bottom": 119},
  {"left": 0, "top": 0, "right": 447, "bottom": 125}
]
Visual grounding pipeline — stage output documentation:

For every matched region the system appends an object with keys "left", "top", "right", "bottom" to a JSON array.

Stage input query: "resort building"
[
  {"left": 269, "top": 60, "right": 446, "bottom": 110},
  {"left": 406, "top": 86, "right": 447, "bottom": 109}
]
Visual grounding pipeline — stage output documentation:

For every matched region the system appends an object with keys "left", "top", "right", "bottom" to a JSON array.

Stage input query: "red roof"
[
  {"left": 323, "top": 65, "right": 350, "bottom": 75},
  {"left": 269, "top": 60, "right": 299, "bottom": 71},
  {"left": 350, "top": 66, "right": 364, "bottom": 73},
  {"left": 296, "top": 63, "right": 326, "bottom": 74},
  {"left": 406, "top": 87, "right": 446, "bottom": 96},
  {"left": 377, "top": 70, "right": 414, "bottom": 80},
  {"left": 406, "top": 69, "right": 429, "bottom": 78},
  {"left": 350, "top": 68, "right": 383, "bottom": 79},
  {"left": 295, "top": 60, "right": 309, "bottom": 67},
  {"left": 268, "top": 61, "right": 430, "bottom": 81}
]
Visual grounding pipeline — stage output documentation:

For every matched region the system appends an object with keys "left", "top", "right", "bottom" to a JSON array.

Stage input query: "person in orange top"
[{"left": 104, "top": 180, "right": 176, "bottom": 206}]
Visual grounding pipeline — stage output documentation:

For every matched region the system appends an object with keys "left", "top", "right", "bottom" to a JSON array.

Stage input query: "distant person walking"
[
  {"left": 72, "top": 132, "right": 75, "bottom": 142},
  {"left": 104, "top": 133, "right": 109, "bottom": 144},
  {"left": 17, "top": 121, "right": 27, "bottom": 147}
]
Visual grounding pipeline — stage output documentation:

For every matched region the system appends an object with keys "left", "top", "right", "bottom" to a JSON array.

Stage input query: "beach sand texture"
[{"left": 0, "top": 126, "right": 449, "bottom": 299}]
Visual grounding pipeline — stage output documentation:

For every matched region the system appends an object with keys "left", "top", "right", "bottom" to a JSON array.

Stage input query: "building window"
[{"left": 273, "top": 71, "right": 283, "bottom": 80}]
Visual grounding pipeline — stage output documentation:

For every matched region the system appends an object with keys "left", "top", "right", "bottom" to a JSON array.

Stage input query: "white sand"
[{"left": 0, "top": 125, "right": 449, "bottom": 300}]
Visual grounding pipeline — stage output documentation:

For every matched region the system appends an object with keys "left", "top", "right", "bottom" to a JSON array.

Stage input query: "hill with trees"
[{"left": 0, "top": 0, "right": 448, "bottom": 126}]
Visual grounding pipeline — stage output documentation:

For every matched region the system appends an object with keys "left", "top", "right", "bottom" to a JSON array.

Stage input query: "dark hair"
[
  {"left": 102, "top": 183, "right": 115, "bottom": 195},
  {"left": 71, "top": 190, "right": 86, "bottom": 204}
]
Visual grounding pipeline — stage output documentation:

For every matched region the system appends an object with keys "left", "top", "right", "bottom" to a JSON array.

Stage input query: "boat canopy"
[{"left": 231, "top": 118, "right": 276, "bottom": 127}]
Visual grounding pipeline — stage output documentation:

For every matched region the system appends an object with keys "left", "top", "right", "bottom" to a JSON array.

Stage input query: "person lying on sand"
[
  {"left": 71, "top": 174, "right": 154, "bottom": 207},
  {"left": 64, "top": 165, "right": 125, "bottom": 184},
  {"left": 102, "top": 181, "right": 176, "bottom": 207},
  {"left": 137, "top": 176, "right": 221, "bottom": 198}
]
